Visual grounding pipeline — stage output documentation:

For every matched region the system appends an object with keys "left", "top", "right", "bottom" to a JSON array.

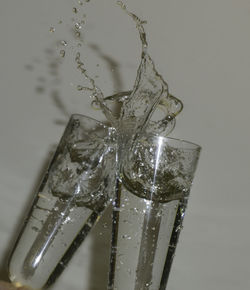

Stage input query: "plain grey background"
[{"left": 0, "top": 0, "right": 250, "bottom": 289}]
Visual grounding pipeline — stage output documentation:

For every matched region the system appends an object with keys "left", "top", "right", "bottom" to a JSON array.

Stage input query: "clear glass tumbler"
[
  {"left": 8, "top": 114, "right": 116, "bottom": 289},
  {"left": 108, "top": 134, "right": 201, "bottom": 290}
]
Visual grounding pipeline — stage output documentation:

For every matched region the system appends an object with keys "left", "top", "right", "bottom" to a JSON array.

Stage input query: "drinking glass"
[
  {"left": 108, "top": 134, "right": 201, "bottom": 290},
  {"left": 8, "top": 114, "right": 116, "bottom": 289}
]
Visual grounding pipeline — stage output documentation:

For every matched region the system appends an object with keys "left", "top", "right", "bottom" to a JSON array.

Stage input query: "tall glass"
[
  {"left": 108, "top": 134, "right": 201, "bottom": 290},
  {"left": 8, "top": 114, "right": 116, "bottom": 289}
]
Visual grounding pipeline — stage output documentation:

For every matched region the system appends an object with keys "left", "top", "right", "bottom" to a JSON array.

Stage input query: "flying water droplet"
[
  {"left": 117, "top": 1, "right": 126, "bottom": 10},
  {"left": 75, "top": 22, "right": 82, "bottom": 30},
  {"left": 61, "top": 40, "right": 67, "bottom": 46},
  {"left": 77, "top": 85, "right": 84, "bottom": 91},
  {"left": 75, "top": 31, "right": 81, "bottom": 38},
  {"left": 49, "top": 27, "right": 55, "bottom": 33},
  {"left": 60, "top": 50, "right": 65, "bottom": 58}
]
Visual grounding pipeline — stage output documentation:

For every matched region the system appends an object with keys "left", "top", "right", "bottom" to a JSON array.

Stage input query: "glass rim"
[
  {"left": 137, "top": 133, "right": 202, "bottom": 152},
  {"left": 70, "top": 114, "right": 201, "bottom": 151}
]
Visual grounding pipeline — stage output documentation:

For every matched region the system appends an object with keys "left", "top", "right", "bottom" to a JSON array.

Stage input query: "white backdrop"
[{"left": 0, "top": 0, "right": 250, "bottom": 289}]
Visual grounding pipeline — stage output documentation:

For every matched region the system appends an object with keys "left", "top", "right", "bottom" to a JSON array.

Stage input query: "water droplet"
[
  {"left": 60, "top": 50, "right": 65, "bottom": 58},
  {"left": 61, "top": 40, "right": 67, "bottom": 46},
  {"left": 49, "top": 27, "right": 55, "bottom": 33},
  {"left": 75, "top": 31, "right": 81, "bottom": 38},
  {"left": 75, "top": 22, "right": 82, "bottom": 30},
  {"left": 117, "top": 1, "right": 126, "bottom": 10},
  {"left": 77, "top": 85, "right": 84, "bottom": 91}
]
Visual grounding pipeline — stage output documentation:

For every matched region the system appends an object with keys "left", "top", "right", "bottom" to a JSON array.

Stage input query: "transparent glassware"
[
  {"left": 108, "top": 134, "right": 201, "bottom": 290},
  {"left": 8, "top": 114, "right": 116, "bottom": 289}
]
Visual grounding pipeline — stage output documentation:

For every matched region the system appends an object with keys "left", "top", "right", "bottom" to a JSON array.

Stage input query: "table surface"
[{"left": 0, "top": 1, "right": 250, "bottom": 289}]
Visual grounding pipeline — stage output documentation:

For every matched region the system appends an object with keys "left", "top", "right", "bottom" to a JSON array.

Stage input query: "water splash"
[{"left": 115, "top": 1, "right": 183, "bottom": 137}]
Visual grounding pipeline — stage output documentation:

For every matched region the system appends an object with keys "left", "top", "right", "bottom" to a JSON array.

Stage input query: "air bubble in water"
[
  {"left": 103, "top": 222, "right": 108, "bottom": 229},
  {"left": 122, "top": 235, "right": 131, "bottom": 240},
  {"left": 32, "top": 226, "right": 39, "bottom": 232},
  {"left": 63, "top": 217, "right": 72, "bottom": 225}
]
